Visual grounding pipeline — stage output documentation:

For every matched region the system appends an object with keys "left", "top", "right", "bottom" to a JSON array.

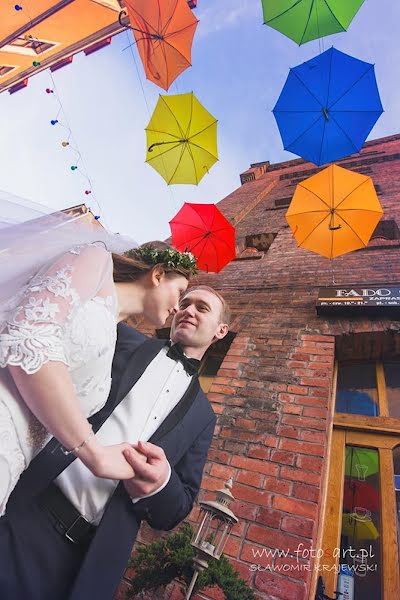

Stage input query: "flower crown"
[{"left": 126, "top": 246, "right": 197, "bottom": 275}]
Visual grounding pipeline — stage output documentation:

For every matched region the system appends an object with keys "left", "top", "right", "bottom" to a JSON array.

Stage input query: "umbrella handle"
[
  {"left": 148, "top": 140, "right": 188, "bottom": 152},
  {"left": 329, "top": 224, "right": 341, "bottom": 231},
  {"left": 118, "top": 10, "right": 164, "bottom": 40}
]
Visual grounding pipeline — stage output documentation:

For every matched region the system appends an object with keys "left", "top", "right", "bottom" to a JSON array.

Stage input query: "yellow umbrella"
[
  {"left": 145, "top": 92, "right": 218, "bottom": 185},
  {"left": 341, "top": 512, "right": 379, "bottom": 541},
  {"left": 286, "top": 164, "right": 383, "bottom": 258}
]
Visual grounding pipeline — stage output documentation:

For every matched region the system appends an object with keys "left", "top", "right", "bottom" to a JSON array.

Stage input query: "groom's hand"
[{"left": 123, "top": 441, "right": 170, "bottom": 498}]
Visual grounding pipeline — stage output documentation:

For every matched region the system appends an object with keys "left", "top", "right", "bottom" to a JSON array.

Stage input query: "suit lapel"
[
  {"left": 150, "top": 376, "right": 200, "bottom": 444},
  {"left": 89, "top": 337, "right": 164, "bottom": 432}
]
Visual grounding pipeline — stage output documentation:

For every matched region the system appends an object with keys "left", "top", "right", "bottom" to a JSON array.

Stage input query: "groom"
[{"left": 0, "top": 285, "right": 230, "bottom": 600}]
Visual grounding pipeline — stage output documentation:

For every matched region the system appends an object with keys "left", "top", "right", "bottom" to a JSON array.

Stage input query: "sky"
[{"left": 0, "top": 0, "right": 399, "bottom": 243}]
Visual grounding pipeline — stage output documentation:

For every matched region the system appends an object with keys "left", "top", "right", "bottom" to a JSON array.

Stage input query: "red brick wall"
[{"left": 118, "top": 134, "right": 400, "bottom": 600}]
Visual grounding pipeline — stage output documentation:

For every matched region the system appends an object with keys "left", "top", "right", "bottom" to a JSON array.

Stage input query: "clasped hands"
[{"left": 86, "top": 440, "right": 169, "bottom": 499}]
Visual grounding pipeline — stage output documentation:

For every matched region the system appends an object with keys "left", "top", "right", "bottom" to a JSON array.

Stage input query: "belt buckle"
[{"left": 65, "top": 514, "right": 90, "bottom": 544}]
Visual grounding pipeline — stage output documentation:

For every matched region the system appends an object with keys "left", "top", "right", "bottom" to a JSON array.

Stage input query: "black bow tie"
[{"left": 166, "top": 341, "right": 201, "bottom": 376}]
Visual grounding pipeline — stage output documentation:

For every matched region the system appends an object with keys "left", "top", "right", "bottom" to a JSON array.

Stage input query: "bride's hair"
[{"left": 112, "top": 241, "right": 194, "bottom": 283}]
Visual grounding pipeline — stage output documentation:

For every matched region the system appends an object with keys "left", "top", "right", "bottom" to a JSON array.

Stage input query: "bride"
[{"left": 0, "top": 199, "right": 197, "bottom": 516}]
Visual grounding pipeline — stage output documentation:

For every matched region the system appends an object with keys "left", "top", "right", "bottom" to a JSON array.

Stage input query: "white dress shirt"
[{"left": 56, "top": 345, "right": 193, "bottom": 525}]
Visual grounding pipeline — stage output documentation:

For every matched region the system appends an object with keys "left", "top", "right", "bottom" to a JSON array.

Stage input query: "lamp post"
[{"left": 185, "top": 479, "right": 238, "bottom": 600}]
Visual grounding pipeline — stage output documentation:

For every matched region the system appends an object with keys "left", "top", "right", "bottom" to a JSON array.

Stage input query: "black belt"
[{"left": 40, "top": 483, "right": 96, "bottom": 545}]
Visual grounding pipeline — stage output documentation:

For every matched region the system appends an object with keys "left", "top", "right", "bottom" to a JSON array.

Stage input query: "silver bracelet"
[{"left": 60, "top": 426, "right": 95, "bottom": 456}]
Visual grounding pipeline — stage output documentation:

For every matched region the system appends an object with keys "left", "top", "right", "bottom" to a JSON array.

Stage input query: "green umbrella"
[
  {"left": 345, "top": 447, "right": 379, "bottom": 480},
  {"left": 261, "top": 0, "right": 366, "bottom": 45}
]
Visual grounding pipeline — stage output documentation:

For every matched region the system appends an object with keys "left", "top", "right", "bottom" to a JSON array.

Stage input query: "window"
[
  {"left": 371, "top": 220, "right": 400, "bottom": 241},
  {"left": 336, "top": 362, "right": 379, "bottom": 416},
  {"left": 0, "top": 65, "right": 15, "bottom": 77},
  {"left": 319, "top": 347, "right": 400, "bottom": 597},
  {"left": 5, "top": 36, "right": 56, "bottom": 56},
  {"left": 235, "top": 232, "right": 276, "bottom": 260},
  {"left": 336, "top": 359, "right": 400, "bottom": 419},
  {"left": 90, "top": 0, "right": 124, "bottom": 9}
]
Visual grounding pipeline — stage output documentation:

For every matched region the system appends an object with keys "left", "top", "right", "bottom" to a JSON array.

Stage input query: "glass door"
[{"left": 318, "top": 429, "right": 400, "bottom": 600}]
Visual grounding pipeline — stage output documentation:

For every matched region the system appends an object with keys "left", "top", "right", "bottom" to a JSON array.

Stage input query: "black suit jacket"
[{"left": 9, "top": 323, "right": 216, "bottom": 600}]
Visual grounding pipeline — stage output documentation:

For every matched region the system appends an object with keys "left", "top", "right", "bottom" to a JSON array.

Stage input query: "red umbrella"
[
  {"left": 169, "top": 203, "right": 236, "bottom": 272},
  {"left": 343, "top": 479, "right": 379, "bottom": 513}
]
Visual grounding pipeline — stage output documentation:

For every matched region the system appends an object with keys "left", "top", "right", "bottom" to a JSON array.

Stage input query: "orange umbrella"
[
  {"left": 122, "top": 0, "right": 199, "bottom": 91},
  {"left": 286, "top": 164, "right": 383, "bottom": 258}
]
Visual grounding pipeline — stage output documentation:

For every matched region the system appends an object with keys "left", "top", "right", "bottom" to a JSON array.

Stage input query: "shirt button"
[
  {"left": 153, "top": 416, "right": 157, "bottom": 420},
  {"left": 166, "top": 389, "right": 170, "bottom": 393}
]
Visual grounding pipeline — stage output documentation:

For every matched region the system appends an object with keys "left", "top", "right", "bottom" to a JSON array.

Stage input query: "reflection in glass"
[
  {"left": 336, "top": 363, "right": 379, "bottom": 416},
  {"left": 340, "top": 446, "right": 382, "bottom": 600},
  {"left": 393, "top": 446, "right": 400, "bottom": 584},
  {"left": 384, "top": 361, "right": 400, "bottom": 418}
]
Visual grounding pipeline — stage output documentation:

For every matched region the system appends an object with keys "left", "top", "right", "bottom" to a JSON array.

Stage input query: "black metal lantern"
[{"left": 185, "top": 479, "right": 238, "bottom": 599}]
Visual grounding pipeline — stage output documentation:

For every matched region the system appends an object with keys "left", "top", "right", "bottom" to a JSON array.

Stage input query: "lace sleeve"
[{"left": 0, "top": 244, "right": 113, "bottom": 374}]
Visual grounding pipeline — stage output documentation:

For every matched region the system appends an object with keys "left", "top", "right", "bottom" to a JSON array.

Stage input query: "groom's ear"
[{"left": 213, "top": 322, "right": 229, "bottom": 341}]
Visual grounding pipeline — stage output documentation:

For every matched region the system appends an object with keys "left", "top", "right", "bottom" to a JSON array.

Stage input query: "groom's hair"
[{"left": 182, "top": 285, "right": 231, "bottom": 325}]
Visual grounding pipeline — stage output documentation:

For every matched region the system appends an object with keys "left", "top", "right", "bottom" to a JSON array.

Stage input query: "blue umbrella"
[{"left": 273, "top": 48, "right": 383, "bottom": 166}]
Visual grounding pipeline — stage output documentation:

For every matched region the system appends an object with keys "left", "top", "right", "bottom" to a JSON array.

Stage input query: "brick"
[
  {"left": 224, "top": 535, "right": 241, "bottom": 558},
  {"left": 233, "top": 483, "right": 271, "bottom": 506},
  {"left": 273, "top": 495, "right": 317, "bottom": 520},
  {"left": 300, "top": 429, "right": 326, "bottom": 444},
  {"left": 281, "top": 466, "right": 321, "bottom": 486},
  {"left": 257, "top": 507, "right": 282, "bottom": 529},
  {"left": 274, "top": 555, "right": 311, "bottom": 582},
  {"left": 210, "top": 463, "right": 234, "bottom": 480},
  {"left": 240, "top": 542, "right": 274, "bottom": 568},
  {"left": 301, "top": 335, "right": 334, "bottom": 343},
  {"left": 235, "top": 417, "right": 257, "bottom": 430},
  {"left": 231, "top": 455, "right": 279, "bottom": 476},
  {"left": 299, "top": 377, "right": 330, "bottom": 388},
  {"left": 247, "top": 524, "right": 310, "bottom": 555},
  {"left": 229, "top": 558, "right": 253, "bottom": 584},
  {"left": 281, "top": 414, "right": 326, "bottom": 431},
  {"left": 279, "top": 438, "right": 324, "bottom": 457},
  {"left": 232, "top": 501, "right": 259, "bottom": 521},
  {"left": 237, "top": 470, "right": 264, "bottom": 488},
  {"left": 207, "top": 449, "right": 231, "bottom": 464},
  {"left": 296, "top": 455, "right": 324, "bottom": 472},
  {"left": 303, "top": 406, "right": 328, "bottom": 419},
  {"left": 264, "top": 476, "right": 292, "bottom": 496},
  {"left": 287, "top": 385, "right": 308, "bottom": 395},
  {"left": 248, "top": 446, "right": 270, "bottom": 460},
  {"left": 281, "top": 515, "right": 314, "bottom": 538},
  {"left": 293, "top": 482, "right": 320, "bottom": 503},
  {"left": 254, "top": 571, "right": 307, "bottom": 600},
  {"left": 270, "top": 449, "right": 295, "bottom": 465}
]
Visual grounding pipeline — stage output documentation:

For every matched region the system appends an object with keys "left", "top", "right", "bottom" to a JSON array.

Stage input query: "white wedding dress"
[{"left": 0, "top": 243, "right": 118, "bottom": 516}]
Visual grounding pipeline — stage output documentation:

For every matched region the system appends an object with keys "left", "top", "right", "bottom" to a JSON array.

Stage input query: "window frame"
[{"left": 315, "top": 359, "right": 400, "bottom": 599}]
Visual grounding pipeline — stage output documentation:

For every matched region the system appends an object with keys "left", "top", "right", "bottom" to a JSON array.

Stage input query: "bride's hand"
[{"left": 82, "top": 443, "right": 147, "bottom": 480}]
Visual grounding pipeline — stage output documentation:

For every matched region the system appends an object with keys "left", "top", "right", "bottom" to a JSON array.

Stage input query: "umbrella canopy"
[
  {"left": 336, "top": 390, "right": 378, "bottom": 416},
  {"left": 273, "top": 47, "right": 383, "bottom": 165},
  {"left": 169, "top": 203, "right": 236, "bottom": 272},
  {"left": 146, "top": 93, "right": 218, "bottom": 185},
  {"left": 123, "top": 0, "right": 198, "bottom": 90},
  {"left": 262, "top": 0, "right": 366, "bottom": 45},
  {"left": 345, "top": 447, "right": 379, "bottom": 480},
  {"left": 285, "top": 164, "right": 383, "bottom": 258},
  {"left": 341, "top": 512, "right": 379, "bottom": 541},
  {"left": 343, "top": 479, "right": 379, "bottom": 513}
]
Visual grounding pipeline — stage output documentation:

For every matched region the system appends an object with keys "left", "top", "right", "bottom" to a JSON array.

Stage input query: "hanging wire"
[
  {"left": 125, "top": 29, "right": 180, "bottom": 212},
  {"left": 14, "top": 2, "right": 105, "bottom": 224},
  {"left": 47, "top": 71, "right": 106, "bottom": 225}
]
